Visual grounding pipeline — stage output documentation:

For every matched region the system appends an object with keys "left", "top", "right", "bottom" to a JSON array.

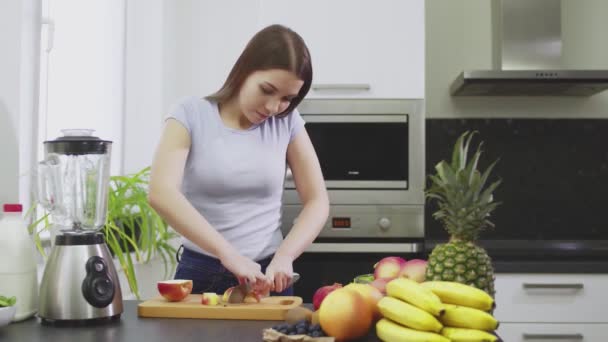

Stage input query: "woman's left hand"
[{"left": 265, "top": 254, "right": 294, "bottom": 293}]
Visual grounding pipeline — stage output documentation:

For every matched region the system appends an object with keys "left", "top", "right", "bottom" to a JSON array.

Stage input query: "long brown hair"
[{"left": 206, "top": 24, "right": 312, "bottom": 117}]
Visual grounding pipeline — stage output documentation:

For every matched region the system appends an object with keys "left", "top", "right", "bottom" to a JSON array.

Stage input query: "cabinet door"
[
  {"left": 259, "top": 0, "right": 424, "bottom": 99},
  {"left": 498, "top": 323, "right": 608, "bottom": 342},
  {"left": 494, "top": 274, "right": 608, "bottom": 323},
  {"left": 166, "top": 0, "right": 262, "bottom": 98}
]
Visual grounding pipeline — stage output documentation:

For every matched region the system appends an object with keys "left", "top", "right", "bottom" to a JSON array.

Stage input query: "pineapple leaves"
[
  {"left": 425, "top": 130, "right": 502, "bottom": 240},
  {"left": 435, "top": 161, "right": 456, "bottom": 185},
  {"left": 451, "top": 133, "right": 465, "bottom": 170}
]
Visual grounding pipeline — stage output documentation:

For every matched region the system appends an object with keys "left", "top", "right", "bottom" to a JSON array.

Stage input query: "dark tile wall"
[{"left": 425, "top": 119, "right": 608, "bottom": 241}]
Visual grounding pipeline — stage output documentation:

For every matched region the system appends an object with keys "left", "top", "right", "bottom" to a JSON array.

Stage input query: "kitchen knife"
[{"left": 227, "top": 272, "right": 300, "bottom": 303}]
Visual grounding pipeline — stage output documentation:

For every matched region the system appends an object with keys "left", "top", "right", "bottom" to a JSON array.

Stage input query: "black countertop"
[
  {"left": 424, "top": 239, "right": 608, "bottom": 273},
  {"left": 0, "top": 301, "right": 382, "bottom": 342}
]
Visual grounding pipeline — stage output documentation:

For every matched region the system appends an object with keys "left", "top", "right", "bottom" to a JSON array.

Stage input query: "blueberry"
[
  {"left": 311, "top": 331, "right": 321, "bottom": 337},
  {"left": 296, "top": 327, "right": 306, "bottom": 335}
]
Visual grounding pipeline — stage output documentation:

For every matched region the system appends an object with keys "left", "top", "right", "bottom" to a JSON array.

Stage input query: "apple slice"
[
  {"left": 243, "top": 291, "right": 261, "bottom": 303},
  {"left": 201, "top": 292, "right": 220, "bottom": 305},
  {"left": 157, "top": 279, "right": 193, "bottom": 302}
]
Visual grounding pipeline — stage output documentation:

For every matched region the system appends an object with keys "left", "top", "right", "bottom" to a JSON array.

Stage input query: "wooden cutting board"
[{"left": 138, "top": 295, "right": 303, "bottom": 320}]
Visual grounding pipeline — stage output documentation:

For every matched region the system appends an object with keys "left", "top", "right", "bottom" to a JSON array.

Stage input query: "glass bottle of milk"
[{"left": 0, "top": 204, "right": 38, "bottom": 321}]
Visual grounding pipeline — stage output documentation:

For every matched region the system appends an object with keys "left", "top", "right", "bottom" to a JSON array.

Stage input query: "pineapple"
[{"left": 425, "top": 131, "right": 501, "bottom": 297}]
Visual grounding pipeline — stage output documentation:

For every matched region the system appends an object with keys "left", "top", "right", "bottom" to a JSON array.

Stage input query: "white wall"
[
  {"left": 123, "top": 0, "right": 261, "bottom": 174},
  {"left": 426, "top": 0, "right": 608, "bottom": 118},
  {"left": 42, "top": 0, "right": 125, "bottom": 176},
  {"left": 123, "top": 0, "right": 165, "bottom": 174},
  {"left": 0, "top": 0, "right": 40, "bottom": 208}
]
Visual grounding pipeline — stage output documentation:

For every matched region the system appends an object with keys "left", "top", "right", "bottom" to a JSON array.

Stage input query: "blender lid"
[{"left": 44, "top": 129, "right": 112, "bottom": 155}]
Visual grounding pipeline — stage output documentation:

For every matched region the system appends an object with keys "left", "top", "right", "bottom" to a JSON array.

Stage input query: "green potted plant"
[{"left": 29, "top": 166, "right": 178, "bottom": 299}]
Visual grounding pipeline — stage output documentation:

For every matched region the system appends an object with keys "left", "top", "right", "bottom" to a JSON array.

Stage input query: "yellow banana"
[
  {"left": 386, "top": 277, "right": 445, "bottom": 316},
  {"left": 422, "top": 281, "right": 495, "bottom": 311},
  {"left": 376, "top": 318, "right": 450, "bottom": 342},
  {"left": 377, "top": 296, "right": 443, "bottom": 332},
  {"left": 441, "top": 327, "right": 498, "bottom": 342},
  {"left": 440, "top": 304, "right": 499, "bottom": 331}
]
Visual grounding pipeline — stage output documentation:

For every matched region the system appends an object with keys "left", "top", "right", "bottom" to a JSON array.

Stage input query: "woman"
[{"left": 148, "top": 24, "right": 329, "bottom": 296}]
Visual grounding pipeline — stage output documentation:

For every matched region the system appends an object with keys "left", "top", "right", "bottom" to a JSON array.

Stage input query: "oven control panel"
[{"left": 281, "top": 204, "right": 424, "bottom": 238}]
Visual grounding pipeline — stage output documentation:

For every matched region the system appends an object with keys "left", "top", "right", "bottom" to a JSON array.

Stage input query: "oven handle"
[{"left": 305, "top": 242, "right": 423, "bottom": 253}]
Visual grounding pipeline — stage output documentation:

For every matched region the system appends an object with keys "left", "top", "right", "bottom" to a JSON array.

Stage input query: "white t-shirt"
[{"left": 166, "top": 96, "right": 305, "bottom": 261}]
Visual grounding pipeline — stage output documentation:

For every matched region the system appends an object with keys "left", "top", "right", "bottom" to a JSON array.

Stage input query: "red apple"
[
  {"left": 373, "top": 256, "right": 407, "bottom": 279},
  {"left": 157, "top": 279, "right": 193, "bottom": 302},
  {"left": 201, "top": 292, "right": 220, "bottom": 305},
  {"left": 398, "top": 259, "right": 428, "bottom": 283},
  {"left": 312, "top": 283, "right": 343, "bottom": 310}
]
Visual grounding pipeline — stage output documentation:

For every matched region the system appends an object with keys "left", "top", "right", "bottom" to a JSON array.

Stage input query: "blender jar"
[{"left": 37, "top": 129, "right": 112, "bottom": 232}]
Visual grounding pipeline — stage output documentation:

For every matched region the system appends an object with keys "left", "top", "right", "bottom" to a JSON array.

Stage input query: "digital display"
[{"left": 332, "top": 217, "right": 351, "bottom": 229}]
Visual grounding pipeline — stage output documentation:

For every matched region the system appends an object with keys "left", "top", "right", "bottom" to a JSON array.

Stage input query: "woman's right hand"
[{"left": 219, "top": 251, "right": 269, "bottom": 289}]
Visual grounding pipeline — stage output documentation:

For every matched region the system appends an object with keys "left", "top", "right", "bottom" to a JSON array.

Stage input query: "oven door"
[
  {"left": 286, "top": 115, "right": 410, "bottom": 189},
  {"left": 292, "top": 244, "right": 424, "bottom": 302}
]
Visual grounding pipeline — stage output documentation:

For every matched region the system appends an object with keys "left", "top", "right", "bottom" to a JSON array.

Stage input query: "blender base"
[{"left": 39, "top": 314, "right": 121, "bottom": 327}]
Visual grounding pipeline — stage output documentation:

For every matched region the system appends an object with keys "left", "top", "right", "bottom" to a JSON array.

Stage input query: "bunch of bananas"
[{"left": 375, "top": 278, "right": 499, "bottom": 342}]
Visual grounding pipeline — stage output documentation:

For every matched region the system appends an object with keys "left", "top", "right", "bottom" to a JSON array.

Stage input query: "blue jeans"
[{"left": 174, "top": 245, "right": 294, "bottom": 296}]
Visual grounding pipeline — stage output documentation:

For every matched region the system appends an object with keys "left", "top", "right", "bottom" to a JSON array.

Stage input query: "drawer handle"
[
  {"left": 523, "top": 333, "right": 583, "bottom": 340},
  {"left": 522, "top": 283, "right": 584, "bottom": 290},
  {"left": 311, "top": 83, "right": 371, "bottom": 91}
]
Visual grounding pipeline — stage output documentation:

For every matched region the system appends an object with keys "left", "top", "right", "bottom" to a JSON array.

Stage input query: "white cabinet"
[
  {"left": 164, "top": 0, "right": 262, "bottom": 99},
  {"left": 259, "top": 0, "right": 424, "bottom": 99},
  {"left": 498, "top": 323, "right": 608, "bottom": 342},
  {"left": 495, "top": 273, "right": 608, "bottom": 340},
  {"left": 494, "top": 274, "right": 608, "bottom": 323}
]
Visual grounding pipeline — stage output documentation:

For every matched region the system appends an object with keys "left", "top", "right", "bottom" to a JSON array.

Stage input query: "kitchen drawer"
[
  {"left": 494, "top": 274, "right": 608, "bottom": 323},
  {"left": 498, "top": 323, "right": 608, "bottom": 342}
]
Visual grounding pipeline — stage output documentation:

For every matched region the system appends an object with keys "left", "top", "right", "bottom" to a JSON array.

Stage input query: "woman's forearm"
[
  {"left": 148, "top": 186, "right": 236, "bottom": 259},
  {"left": 275, "top": 197, "right": 329, "bottom": 261}
]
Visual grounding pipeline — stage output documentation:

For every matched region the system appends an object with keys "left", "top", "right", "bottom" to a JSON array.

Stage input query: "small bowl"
[{"left": 0, "top": 306, "right": 17, "bottom": 327}]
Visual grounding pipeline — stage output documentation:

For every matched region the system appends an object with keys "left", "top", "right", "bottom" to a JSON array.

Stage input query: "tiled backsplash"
[{"left": 425, "top": 119, "right": 608, "bottom": 241}]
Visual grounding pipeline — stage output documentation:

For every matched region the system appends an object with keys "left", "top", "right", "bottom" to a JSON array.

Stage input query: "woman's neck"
[{"left": 218, "top": 99, "right": 252, "bottom": 130}]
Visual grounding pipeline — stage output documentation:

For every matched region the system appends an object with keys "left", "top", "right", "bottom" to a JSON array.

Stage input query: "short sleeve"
[
  {"left": 288, "top": 108, "right": 306, "bottom": 142},
  {"left": 165, "top": 96, "right": 198, "bottom": 135}
]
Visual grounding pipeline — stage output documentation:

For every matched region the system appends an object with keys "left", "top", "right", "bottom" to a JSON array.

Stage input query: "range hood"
[{"left": 450, "top": 0, "right": 608, "bottom": 96}]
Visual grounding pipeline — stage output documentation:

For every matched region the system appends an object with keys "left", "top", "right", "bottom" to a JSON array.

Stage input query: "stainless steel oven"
[{"left": 281, "top": 99, "right": 426, "bottom": 253}]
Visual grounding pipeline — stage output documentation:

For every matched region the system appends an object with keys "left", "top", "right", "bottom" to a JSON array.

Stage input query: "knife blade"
[{"left": 227, "top": 272, "right": 300, "bottom": 303}]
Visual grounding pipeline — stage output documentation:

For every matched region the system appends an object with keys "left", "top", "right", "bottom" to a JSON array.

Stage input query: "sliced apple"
[
  {"left": 243, "top": 291, "right": 261, "bottom": 303},
  {"left": 201, "top": 292, "right": 220, "bottom": 305},
  {"left": 157, "top": 279, "right": 193, "bottom": 302},
  {"left": 222, "top": 287, "right": 235, "bottom": 303},
  {"left": 221, "top": 286, "right": 261, "bottom": 303}
]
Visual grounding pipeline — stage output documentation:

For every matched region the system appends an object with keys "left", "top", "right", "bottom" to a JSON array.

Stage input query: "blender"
[{"left": 36, "top": 129, "right": 122, "bottom": 325}]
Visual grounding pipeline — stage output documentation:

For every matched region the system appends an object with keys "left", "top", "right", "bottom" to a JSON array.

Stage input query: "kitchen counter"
[{"left": 0, "top": 301, "right": 382, "bottom": 342}]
